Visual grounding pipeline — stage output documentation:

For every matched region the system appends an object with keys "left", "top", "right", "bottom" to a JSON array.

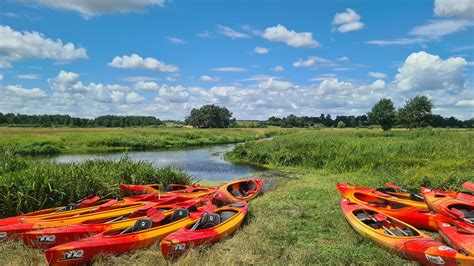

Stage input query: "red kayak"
[
  {"left": 463, "top": 182, "right": 474, "bottom": 192},
  {"left": 336, "top": 183, "right": 450, "bottom": 231},
  {"left": 341, "top": 199, "right": 474, "bottom": 265},
  {"left": 437, "top": 220, "right": 474, "bottom": 257},
  {"left": 44, "top": 203, "right": 215, "bottom": 265},
  {"left": 0, "top": 195, "right": 102, "bottom": 227},
  {"left": 422, "top": 187, "right": 474, "bottom": 225},
  {"left": 22, "top": 198, "right": 206, "bottom": 249},
  {"left": 160, "top": 201, "right": 248, "bottom": 259}
]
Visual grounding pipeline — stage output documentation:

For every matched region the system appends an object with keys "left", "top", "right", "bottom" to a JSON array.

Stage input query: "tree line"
[
  {"left": 0, "top": 113, "right": 163, "bottom": 127},
  {"left": 266, "top": 96, "right": 473, "bottom": 129}
]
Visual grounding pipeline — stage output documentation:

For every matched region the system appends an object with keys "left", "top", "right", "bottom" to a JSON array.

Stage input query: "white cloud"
[
  {"left": 254, "top": 47, "right": 269, "bottom": 54},
  {"left": 332, "top": 8, "right": 364, "bottom": 33},
  {"left": 369, "top": 79, "right": 386, "bottom": 90},
  {"left": 196, "top": 30, "right": 211, "bottom": 38},
  {"left": 337, "top": 56, "right": 349, "bottom": 61},
  {"left": 200, "top": 75, "right": 219, "bottom": 82},
  {"left": 409, "top": 19, "right": 474, "bottom": 39},
  {"left": 262, "top": 24, "right": 318, "bottom": 48},
  {"left": 368, "top": 72, "right": 387, "bottom": 79},
  {"left": 108, "top": 54, "right": 178, "bottom": 73},
  {"left": 167, "top": 36, "right": 186, "bottom": 45},
  {"left": 395, "top": 51, "right": 468, "bottom": 93},
  {"left": 272, "top": 65, "right": 284, "bottom": 72},
  {"left": 158, "top": 85, "right": 190, "bottom": 103},
  {"left": 367, "top": 38, "right": 423, "bottom": 46},
  {"left": 126, "top": 91, "right": 144, "bottom": 103},
  {"left": 122, "top": 76, "right": 158, "bottom": 82},
  {"left": 216, "top": 25, "right": 249, "bottom": 39},
  {"left": 17, "top": 74, "right": 41, "bottom": 80},
  {"left": 293, "top": 58, "right": 316, "bottom": 68},
  {"left": 134, "top": 81, "right": 159, "bottom": 90},
  {"left": 0, "top": 25, "right": 87, "bottom": 68},
  {"left": 0, "top": 74, "right": 3, "bottom": 80},
  {"left": 30, "top": 0, "right": 165, "bottom": 18},
  {"left": 212, "top": 67, "right": 246, "bottom": 72},
  {"left": 434, "top": 0, "right": 474, "bottom": 17},
  {"left": 455, "top": 99, "right": 474, "bottom": 107},
  {"left": 5, "top": 85, "right": 47, "bottom": 98},
  {"left": 258, "top": 78, "right": 294, "bottom": 90}
]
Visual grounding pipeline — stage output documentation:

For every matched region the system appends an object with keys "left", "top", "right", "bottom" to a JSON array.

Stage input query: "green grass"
[
  {"left": 0, "top": 127, "right": 287, "bottom": 156},
  {"left": 0, "top": 156, "right": 194, "bottom": 217}
]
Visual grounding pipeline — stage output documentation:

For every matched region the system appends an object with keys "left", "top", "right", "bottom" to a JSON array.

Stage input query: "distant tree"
[
  {"left": 185, "top": 104, "right": 235, "bottom": 128},
  {"left": 398, "top": 96, "right": 433, "bottom": 128},
  {"left": 336, "top": 121, "right": 346, "bottom": 128},
  {"left": 367, "top": 98, "right": 397, "bottom": 131}
]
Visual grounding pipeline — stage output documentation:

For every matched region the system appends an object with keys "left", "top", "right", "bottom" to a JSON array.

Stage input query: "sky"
[{"left": 0, "top": 0, "right": 473, "bottom": 120}]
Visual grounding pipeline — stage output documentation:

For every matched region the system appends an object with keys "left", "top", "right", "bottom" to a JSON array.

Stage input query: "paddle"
[
  {"left": 361, "top": 209, "right": 396, "bottom": 236},
  {"left": 385, "top": 182, "right": 424, "bottom": 201},
  {"left": 374, "top": 213, "right": 408, "bottom": 236},
  {"left": 462, "top": 182, "right": 474, "bottom": 192}
]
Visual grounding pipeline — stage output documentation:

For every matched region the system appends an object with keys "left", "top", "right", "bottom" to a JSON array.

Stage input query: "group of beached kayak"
[
  {"left": 0, "top": 178, "right": 264, "bottom": 265},
  {"left": 338, "top": 181, "right": 474, "bottom": 265}
]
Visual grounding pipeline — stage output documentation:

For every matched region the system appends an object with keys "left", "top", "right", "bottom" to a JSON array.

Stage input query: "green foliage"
[
  {"left": 398, "top": 96, "right": 434, "bottom": 128},
  {"left": 336, "top": 121, "right": 345, "bottom": 128},
  {"left": 0, "top": 127, "right": 283, "bottom": 156},
  {"left": 368, "top": 98, "right": 396, "bottom": 131},
  {"left": 227, "top": 129, "right": 474, "bottom": 190},
  {"left": 185, "top": 104, "right": 235, "bottom": 128},
  {"left": 0, "top": 156, "right": 194, "bottom": 217}
]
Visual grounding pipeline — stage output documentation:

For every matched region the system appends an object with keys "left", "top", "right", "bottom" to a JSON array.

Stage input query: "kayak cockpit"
[
  {"left": 353, "top": 210, "right": 419, "bottom": 237},
  {"left": 227, "top": 181, "right": 257, "bottom": 198}
]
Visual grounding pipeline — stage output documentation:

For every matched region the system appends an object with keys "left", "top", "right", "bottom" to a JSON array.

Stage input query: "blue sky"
[{"left": 0, "top": 0, "right": 473, "bottom": 119}]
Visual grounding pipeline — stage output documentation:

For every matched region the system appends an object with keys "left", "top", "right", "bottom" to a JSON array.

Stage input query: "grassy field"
[
  {"left": 0, "top": 127, "right": 286, "bottom": 156},
  {"left": 1, "top": 128, "right": 473, "bottom": 265}
]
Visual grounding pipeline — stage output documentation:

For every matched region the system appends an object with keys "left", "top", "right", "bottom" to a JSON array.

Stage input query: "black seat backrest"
[
  {"left": 171, "top": 208, "right": 189, "bottom": 222},
  {"left": 356, "top": 212, "right": 371, "bottom": 223},
  {"left": 231, "top": 189, "right": 242, "bottom": 197},
  {"left": 131, "top": 218, "right": 152, "bottom": 232},
  {"left": 247, "top": 181, "right": 256, "bottom": 191},
  {"left": 219, "top": 210, "right": 237, "bottom": 222},
  {"left": 65, "top": 203, "right": 76, "bottom": 211},
  {"left": 198, "top": 213, "right": 221, "bottom": 229}
]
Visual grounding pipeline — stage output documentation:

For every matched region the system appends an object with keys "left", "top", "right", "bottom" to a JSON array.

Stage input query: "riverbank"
[{"left": 0, "top": 127, "right": 289, "bottom": 156}]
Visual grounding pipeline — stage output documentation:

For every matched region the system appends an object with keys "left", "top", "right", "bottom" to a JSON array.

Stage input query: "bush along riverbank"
[
  {"left": 0, "top": 127, "right": 288, "bottom": 156},
  {"left": 0, "top": 156, "right": 194, "bottom": 217}
]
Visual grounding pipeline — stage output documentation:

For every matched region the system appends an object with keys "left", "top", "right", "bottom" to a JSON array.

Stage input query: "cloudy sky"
[{"left": 0, "top": 0, "right": 473, "bottom": 120}]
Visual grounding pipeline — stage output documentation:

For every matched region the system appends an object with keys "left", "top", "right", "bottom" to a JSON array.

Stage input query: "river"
[{"left": 51, "top": 143, "right": 259, "bottom": 181}]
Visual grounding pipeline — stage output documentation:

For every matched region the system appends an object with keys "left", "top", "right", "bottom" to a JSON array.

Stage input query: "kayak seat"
[
  {"left": 247, "top": 181, "right": 257, "bottom": 191},
  {"left": 390, "top": 202, "right": 407, "bottom": 210},
  {"left": 219, "top": 210, "right": 237, "bottom": 222},
  {"left": 197, "top": 213, "right": 221, "bottom": 229},
  {"left": 356, "top": 212, "right": 382, "bottom": 229},
  {"left": 64, "top": 203, "right": 76, "bottom": 211},
  {"left": 171, "top": 208, "right": 189, "bottom": 222},
  {"left": 163, "top": 185, "right": 175, "bottom": 192},
  {"left": 121, "top": 218, "right": 152, "bottom": 234},
  {"left": 231, "top": 189, "right": 243, "bottom": 197}
]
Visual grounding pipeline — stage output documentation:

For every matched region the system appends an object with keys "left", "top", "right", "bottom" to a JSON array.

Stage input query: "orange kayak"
[
  {"left": 336, "top": 183, "right": 449, "bottom": 231},
  {"left": 44, "top": 203, "right": 215, "bottom": 265},
  {"left": 120, "top": 183, "right": 216, "bottom": 198},
  {"left": 436, "top": 220, "right": 474, "bottom": 257},
  {"left": 338, "top": 183, "right": 428, "bottom": 210},
  {"left": 213, "top": 179, "right": 264, "bottom": 203},
  {"left": 421, "top": 187, "right": 473, "bottom": 224},
  {"left": 341, "top": 198, "right": 474, "bottom": 265},
  {"left": 160, "top": 201, "right": 248, "bottom": 259}
]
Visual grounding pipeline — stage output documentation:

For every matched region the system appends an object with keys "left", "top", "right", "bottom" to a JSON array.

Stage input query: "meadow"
[
  {"left": 1, "top": 128, "right": 473, "bottom": 265},
  {"left": 0, "top": 127, "right": 285, "bottom": 156}
]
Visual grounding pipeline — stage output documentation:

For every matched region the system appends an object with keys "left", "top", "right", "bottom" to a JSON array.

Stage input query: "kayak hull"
[{"left": 214, "top": 179, "right": 264, "bottom": 203}]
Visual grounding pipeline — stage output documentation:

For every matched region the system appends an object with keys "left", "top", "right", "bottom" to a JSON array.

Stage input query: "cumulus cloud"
[
  {"left": 158, "top": 85, "right": 190, "bottom": 103},
  {"left": 368, "top": 72, "right": 387, "bottom": 79},
  {"left": 369, "top": 79, "right": 386, "bottom": 90},
  {"left": 0, "top": 25, "right": 87, "bottom": 68},
  {"left": 395, "top": 51, "right": 468, "bottom": 93},
  {"left": 30, "top": 0, "right": 165, "bottom": 18},
  {"left": 272, "top": 65, "right": 284, "bottom": 72},
  {"left": 216, "top": 25, "right": 249, "bottom": 39},
  {"left": 200, "top": 75, "right": 219, "bottom": 82},
  {"left": 108, "top": 54, "right": 178, "bottom": 73},
  {"left": 332, "top": 8, "right": 364, "bottom": 33},
  {"left": 262, "top": 24, "right": 318, "bottom": 48},
  {"left": 6, "top": 85, "right": 47, "bottom": 98},
  {"left": 258, "top": 78, "right": 294, "bottom": 90},
  {"left": 434, "top": 0, "right": 474, "bottom": 17},
  {"left": 134, "top": 81, "right": 159, "bottom": 90},
  {"left": 455, "top": 99, "right": 474, "bottom": 107},
  {"left": 254, "top": 47, "right": 269, "bottom": 54},
  {"left": 293, "top": 56, "right": 335, "bottom": 68},
  {"left": 212, "top": 67, "right": 246, "bottom": 72},
  {"left": 126, "top": 91, "right": 144, "bottom": 103}
]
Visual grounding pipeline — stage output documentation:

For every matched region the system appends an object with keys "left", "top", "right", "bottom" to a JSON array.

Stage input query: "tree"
[
  {"left": 185, "top": 105, "right": 235, "bottom": 128},
  {"left": 398, "top": 95, "right": 433, "bottom": 128},
  {"left": 336, "top": 121, "right": 345, "bottom": 128},
  {"left": 367, "top": 98, "right": 396, "bottom": 131}
]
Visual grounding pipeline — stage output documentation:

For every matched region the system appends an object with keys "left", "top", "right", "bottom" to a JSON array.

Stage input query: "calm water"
[{"left": 52, "top": 144, "right": 259, "bottom": 181}]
